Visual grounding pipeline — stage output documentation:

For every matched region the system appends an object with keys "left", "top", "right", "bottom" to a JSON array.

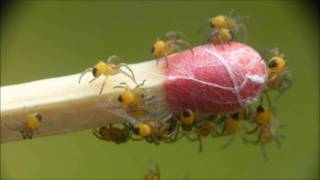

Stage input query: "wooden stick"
[{"left": 0, "top": 60, "right": 165, "bottom": 143}]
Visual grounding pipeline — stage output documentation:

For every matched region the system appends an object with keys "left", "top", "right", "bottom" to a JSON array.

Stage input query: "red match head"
[{"left": 162, "top": 42, "right": 267, "bottom": 113}]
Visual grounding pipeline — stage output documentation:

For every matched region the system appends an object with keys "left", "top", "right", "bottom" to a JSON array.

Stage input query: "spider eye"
[
  {"left": 268, "top": 59, "right": 278, "bottom": 68},
  {"left": 257, "top": 105, "right": 265, "bottom": 113},
  {"left": 132, "top": 127, "right": 140, "bottom": 135},
  {"left": 182, "top": 109, "right": 191, "bottom": 118},
  {"left": 92, "top": 68, "right": 97, "bottom": 77},
  {"left": 151, "top": 47, "right": 155, "bottom": 53},
  {"left": 231, "top": 112, "right": 239, "bottom": 120},
  {"left": 118, "top": 95, "right": 123, "bottom": 102},
  {"left": 36, "top": 113, "right": 42, "bottom": 121}
]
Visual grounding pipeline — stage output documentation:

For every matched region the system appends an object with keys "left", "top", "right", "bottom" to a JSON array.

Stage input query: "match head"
[{"left": 162, "top": 42, "right": 267, "bottom": 113}]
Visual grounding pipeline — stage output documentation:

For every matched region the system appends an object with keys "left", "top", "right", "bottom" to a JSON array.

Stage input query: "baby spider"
[
  {"left": 5, "top": 112, "right": 43, "bottom": 139},
  {"left": 114, "top": 80, "right": 153, "bottom": 109},
  {"left": 131, "top": 122, "right": 152, "bottom": 137},
  {"left": 177, "top": 108, "right": 196, "bottom": 131},
  {"left": 262, "top": 48, "right": 293, "bottom": 102},
  {"left": 221, "top": 108, "right": 251, "bottom": 135},
  {"left": 243, "top": 105, "right": 285, "bottom": 161},
  {"left": 184, "top": 119, "right": 217, "bottom": 153},
  {"left": 129, "top": 114, "right": 179, "bottom": 145},
  {"left": 151, "top": 31, "right": 194, "bottom": 67},
  {"left": 131, "top": 122, "right": 152, "bottom": 142},
  {"left": 224, "top": 112, "right": 242, "bottom": 134},
  {"left": 176, "top": 108, "right": 211, "bottom": 152},
  {"left": 199, "top": 10, "right": 249, "bottom": 43},
  {"left": 244, "top": 125, "right": 284, "bottom": 162},
  {"left": 92, "top": 123, "right": 131, "bottom": 144},
  {"left": 79, "top": 55, "right": 137, "bottom": 94},
  {"left": 143, "top": 162, "right": 160, "bottom": 180},
  {"left": 219, "top": 109, "right": 251, "bottom": 149},
  {"left": 131, "top": 120, "right": 162, "bottom": 145}
]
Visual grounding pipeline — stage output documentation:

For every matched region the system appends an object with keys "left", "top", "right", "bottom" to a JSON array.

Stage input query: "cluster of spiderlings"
[
  {"left": 92, "top": 54, "right": 291, "bottom": 159},
  {"left": 82, "top": 11, "right": 293, "bottom": 160},
  {"left": 235, "top": 47, "right": 292, "bottom": 161},
  {"left": 93, "top": 105, "right": 283, "bottom": 157},
  {"left": 1, "top": 10, "right": 292, "bottom": 154}
]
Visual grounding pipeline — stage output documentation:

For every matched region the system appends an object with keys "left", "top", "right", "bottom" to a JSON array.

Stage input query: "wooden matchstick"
[
  {"left": 1, "top": 43, "right": 266, "bottom": 143},
  {"left": 1, "top": 60, "right": 165, "bottom": 143}
]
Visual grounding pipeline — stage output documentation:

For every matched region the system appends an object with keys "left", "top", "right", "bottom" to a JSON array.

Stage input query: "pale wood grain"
[{"left": 0, "top": 60, "right": 165, "bottom": 143}]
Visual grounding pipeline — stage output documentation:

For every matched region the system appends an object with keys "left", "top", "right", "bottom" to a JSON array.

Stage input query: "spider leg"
[
  {"left": 99, "top": 79, "right": 107, "bottom": 94},
  {"left": 228, "top": 9, "right": 236, "bottom": 18},
  {"left": 92, "top": 129, "right": 104, "bottom": 140},
  {"left": 197, "top": 19, "right": 210, "bottom": 34},
  {"left": 20, "top": 130, "right": 27, "bottom": 139},
  {"left": 130, "top": 136, "right": 143, "bottom": 141},
  {"left": 135, "top": 79, "right": 146, "bottom": 89},
  {"left": 176, "top": 39, "right": 194, "bottom": 57},
  {"left": 221, "top": 135, "right": 235, "bottom": 150},
  {"left": 270, "top": 47, "right": 280, "bottom": 56},
  {"left": 164, "top": 56, "right": 169, "bottom": 67},
  {"left": 164, "top": 123, "right": 180, "bottom": 143},
  {"left": 198, "top": 136, "right": 203, "bottom": 153},
  {"left": 113, "top": 85, "right": 127, "bottom": 89},
  {"left": 28, "top": 131, "right": 34, "bottom": 139},
  {"left": 207, "top": 28, "right": 219, "bottom": 43},
  {"left": 211, "top": 127, "right": 220, "bottom": 137},
  {"left": 264, "top": 92, "right": 274, "bottom": 109},
  {"left": 272, "top": 134, "right": 282, "bottom": 149},
  {"left": 246, "top": 126, "right": 259, "bottom": 134},
  {"left": 261, "top": 144, "right": 269, "bottom": 162},
  {"left": 213, "top": 115, "right": 225, "bottom": 125},
  {"left": 242, "top": 136, "right": 259, "bottom": 145},
  {"left": 118, "top": 63, "right": 138, "bottom": 85},
  {"left": 184, "top": 132, "right": 197, "bottom": 141},
  {"left": 171, "top": 125, "right": 181, "bottom": 141},
  {"left": 114, "top": 81, "right": 130, "bottom": 90},
  {"left": 237, "top": 23, "right": 248, "bottom": 43},
  {"left": 220, "top": 120, "right": 227, "bottom": 135},
  {"left": 89, "top": 77, "right": 99, "bottom": 84},
  {"left": 107, "top": 55, "right": 121, "bottom": 64},
  {"left": 79, "top": 68, "right": 93, "bottom": 84},
  {"left": 155, "top": 163, "right": 160, "bottom": 178},
  {"left": 165, "top": 31, "right": 184, "bottom": 40},
  {"left": 220, "top": 35, "right": 227, "bottom": 48},
  {"left": 274, "top": 73, "right": 294, "bottom": 102}
]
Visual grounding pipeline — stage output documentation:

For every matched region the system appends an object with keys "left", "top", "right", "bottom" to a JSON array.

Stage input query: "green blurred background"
[{"left": 1, "top": 1, "right": 319, "bottom": 179}]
